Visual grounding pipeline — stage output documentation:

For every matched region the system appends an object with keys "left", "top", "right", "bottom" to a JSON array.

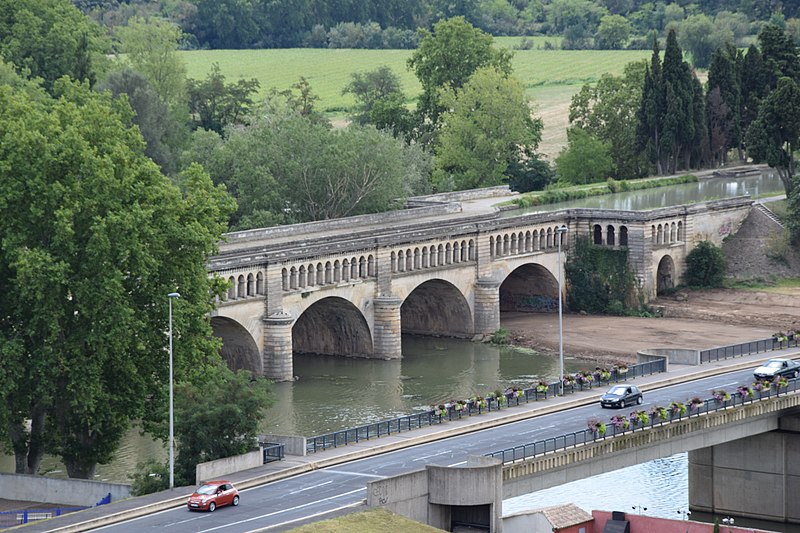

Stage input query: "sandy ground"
[{"left": 501, "top": 288, "right": 799, "bottom": 365}]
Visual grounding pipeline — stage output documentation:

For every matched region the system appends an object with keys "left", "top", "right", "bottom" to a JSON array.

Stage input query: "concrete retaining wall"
[
  {"left": 259, "top": 434, "right": 307, "bottom": 456},
  {"left": 0, "top": 473, "right": 130, "bottom": 506},
  {"left": 639, "top": 348, "right": 699, "bottom": 365},
  {"left": 195, "top": 450, "right": 262, "bottom": 482}
]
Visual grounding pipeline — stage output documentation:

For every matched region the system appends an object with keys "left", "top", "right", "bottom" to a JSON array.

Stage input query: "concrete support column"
[
  {"left": 263, "top": 312, "right": 294, "bottom": 382},
  {"left": 474, "top": 279, "right": 500, "bottom": 335},
  {"left": 373, "top": 296, "right": 402, "bottom": 360},
  {"left": 689, "top": 415, "right": 800, "bottom": 523}
]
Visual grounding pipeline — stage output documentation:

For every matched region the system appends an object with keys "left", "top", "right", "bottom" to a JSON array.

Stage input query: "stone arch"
[
  {"left": 677, "top": 221, "right": 683, "bottom": 241},
  {"left": 293, "top": 297, "right": 373, "bottom": 358},
  {"left": 657, "top": 255, "right": 675, "bottom": 295},
  {"left": 211, "top": 316, "right": 261, "bottom": 374},
  {"left": 620, "top": 226, "right": 628, "bottom": 246},
  {"left": 607, "top": 225, "right": 615, "bottom": 246},
  {"left": 401, "top": 279, "right": 472, "bottom": 337},
  {"left": 257, "top": 271, "right": 264, "bottom": 294},
  {"left": 237, "top": 275, "right": 245, "bottom": 297},
  {"left": 593, "top": 224, "right": 603, "bottom": 245},
  {"left": 499, "top": 263, "right": 560, "bottom": 313},
  {"left": 227, "top": 276, "right": 236, "bottom": 299}
]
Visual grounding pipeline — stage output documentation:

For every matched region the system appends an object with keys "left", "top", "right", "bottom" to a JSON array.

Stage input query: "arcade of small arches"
[
  {"left": 224, "top": 271, "right": 265, "bottom": 300},
  {"left": 280, "top": 253, "right": 376, "bottom": 291},
  {"left": 488, "top": 225, "right": 566, "bottom": 257},
  {"left": 592, "top": 223, "right": 629, "bottom": 246},
  {"left": 390, "top": 239, "right": 476, "bottom": 272},
  {"left": 652, "top": 220, "right": 684, "bottom": 245}
]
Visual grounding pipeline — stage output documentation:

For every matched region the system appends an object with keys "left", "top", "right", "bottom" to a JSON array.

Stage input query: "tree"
[
  {"left": 407, "top": 16, "right": 513, "bottom": 142},
  {"left": 746, "top": 77, "right": 800, "bottom": 197},
  {"left": 660, "top": 29, "right": 697, "bottom": 172},
  {"left": 555, "top": 127, "right": 613, "bottom": 185},
  {"left": 595, "top": 14, "right": 632, "bottom": 49},
  {"left": 0, "top": 81, "right": 234, "bottom": 478},
  {"left": 546, "top": 0, "right": 606, "bottom": 49},
  {"left": 682, "top": 241, "right": 727, "bottom": 287},
  {"left": 506, "top": 148, "right": 554, "bottom": 193},
  {"left": 187, "top": 63, "right": 260, "bottom": 135},
  {"left": 115, "top": 16, "right": 188, "bottom": 118},
  {"left": 433, "top": 67, "right": 543, "bottom": 191},
  {"left": 705, "top": 45, "right": 740, "bottom": 165},
  {"left": 184, "top": 101, "right": 431, "bottom": 228},
  {"left": 570, "top": 61, "right": 649, "bottom": 179},
  {"left": 677, "top": 14, "right": 733, "bottom": 68},
  {"left": 96, "top": 67, "right": 185, "bottom": 175},
  {"left": 0, "top": 0, "right": 110, "bottom": 92},
  {"left": 342, "top": 66, "right": 404, "bottom": 126},
  {"left": 758, "top": 24, "right": 800, "bottom": 89},
  {"left": 173, "top": 366, "right": 273, "bottom": 485}
]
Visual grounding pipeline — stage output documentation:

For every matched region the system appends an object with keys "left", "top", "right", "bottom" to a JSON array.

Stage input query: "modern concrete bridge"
[
  {"left": 207, "top": 189, "right": 753, "bottom": 381},
  {"left": 368, "top": 389, "right": 800, "bottom": 529}
]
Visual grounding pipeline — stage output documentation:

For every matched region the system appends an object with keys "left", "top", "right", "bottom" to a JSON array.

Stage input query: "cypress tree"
[
  {"left": 636, "top": 36, "right": 664, "bottom": 174},
  {"left": 706, "top": 44, "right": 740, "bottom": 165},
  {"left": 739, "top": 45, "right": 769, "bottom": 154},
  {"left": 661, "top": 29, "right": 695, "bottom": 173}
]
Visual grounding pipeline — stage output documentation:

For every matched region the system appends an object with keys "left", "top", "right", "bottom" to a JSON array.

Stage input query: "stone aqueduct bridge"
[{"left": 207, "top": 190, "right": 752, "bottom": 381}]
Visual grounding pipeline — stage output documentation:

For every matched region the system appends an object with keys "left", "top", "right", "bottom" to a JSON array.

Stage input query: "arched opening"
[
  {"left": 499, "top": 263, "right": 559, "bottom": 312},
  {"left": 401, "top": 280, "right": 472, "bottom": 337},
  {"left": 593, "top": 224, "right": 603, "bottom": 245},
  {"left": 657, "top": 255, "right": 675, "bottom": 295},
  {"left": 211, "top": 316, "right": 261, "bottom": 374},
  {"left": 293, "top": 297, "right": 373, "bottom": 358},
  {"left": 607, "top": 225, "right": 616, "bottom": 246},
  {"left": 620, "top": 226, "right": 629, "bottom": 246}
]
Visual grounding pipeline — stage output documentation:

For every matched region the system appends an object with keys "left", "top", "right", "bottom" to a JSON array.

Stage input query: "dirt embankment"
[{"left": 501, "top": 288, "right": 799, "bottom": 366}]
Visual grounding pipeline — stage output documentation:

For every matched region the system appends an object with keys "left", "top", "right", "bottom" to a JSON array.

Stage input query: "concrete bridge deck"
[{"left": 23, "top": 347, "right": 800, "bottom": 533}]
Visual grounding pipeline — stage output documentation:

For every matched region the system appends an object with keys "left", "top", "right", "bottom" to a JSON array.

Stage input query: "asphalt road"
[{"left": 91, "top": 368, "right": 758, "bottom": 533}]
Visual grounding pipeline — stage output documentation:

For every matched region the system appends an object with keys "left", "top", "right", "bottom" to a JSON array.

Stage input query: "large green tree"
[
  {"left": 407, "top": 16, "right": 512, "bottom": 144},
  {"left": 569, "top": 61, "right": 648, "bottom": 179},
  {"left": 0, "top": 0, "right": 109, "bottom": 92},
  {"left": 706, "top": 45, "right": 740, "bottom": 166},
  {"left": 433, "top": 66, "right": 543, "bottom": 191},
  {"left": 555, "top": 127, "right": 613, "bottom": 185},
  {"left": 185, "top": 101, "right": 431, "bottom": 228},
  {"left": 0, "top": 80, "right": 234, "bottom": 478},
  {"left": 342, "top": 66, "right": 405, "bottom": 126},
  {"left": 186, "top": 63, "right": 260, "bottom": 136},
  {"left": 746, "top": 77, "right": 800, "bottom": 198}
]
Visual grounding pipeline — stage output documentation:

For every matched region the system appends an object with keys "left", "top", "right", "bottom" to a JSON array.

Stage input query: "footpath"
[{"left": 15, "top": 345, "right": 800, "bottom": 533}]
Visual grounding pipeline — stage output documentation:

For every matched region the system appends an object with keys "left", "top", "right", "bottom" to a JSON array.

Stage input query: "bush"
[
  {"left": 682, "top": 241, "right": 727, "bottom": 287},
  {"left": 130, "top": 460, "right": 169, "bottom": 496}
]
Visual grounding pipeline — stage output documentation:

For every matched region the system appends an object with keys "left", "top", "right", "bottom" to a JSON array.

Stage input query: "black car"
[{"left": 600, "top": 385, "right": 643, "bottom": 408}]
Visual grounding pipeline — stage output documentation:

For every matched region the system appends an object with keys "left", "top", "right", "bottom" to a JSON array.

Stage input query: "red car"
[{"left": 187, "top": 480, "right": 240, "bottom": 512}]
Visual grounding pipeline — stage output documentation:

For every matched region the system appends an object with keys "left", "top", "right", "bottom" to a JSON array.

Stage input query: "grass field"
[{"left": 180, "top": 46, "right": 650, "bottom": 157}]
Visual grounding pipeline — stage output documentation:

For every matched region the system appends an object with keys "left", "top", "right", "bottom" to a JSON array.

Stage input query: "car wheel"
[
  {"left": 637, "top": 396, "right": 643, "bottom": 405},
  {"left": 232, "top": 495, "right": 240, "bottom": 507},
  {"left": 208, "top": 502, "right": 216, "bottom": 513}
]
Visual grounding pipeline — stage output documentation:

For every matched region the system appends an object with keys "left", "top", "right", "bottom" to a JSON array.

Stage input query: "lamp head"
[{"left": 168, "top": 292, "right": 181, "bottom": 298}]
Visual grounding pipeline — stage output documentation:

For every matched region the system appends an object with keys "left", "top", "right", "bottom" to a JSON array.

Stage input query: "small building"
[{"left": 503, "top": 503, "right": 594, "bottom": 533}]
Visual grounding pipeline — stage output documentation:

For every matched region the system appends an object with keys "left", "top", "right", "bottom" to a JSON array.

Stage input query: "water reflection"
[
  {"left": 503, "top": 172, "right": 784, "bottom": 215},
  {"left": 262, "top": 335, "right": 595, "bottom": 437}
]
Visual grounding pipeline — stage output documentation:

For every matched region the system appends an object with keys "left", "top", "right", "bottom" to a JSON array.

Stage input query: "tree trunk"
[
  {"left": 64, "top": 459, "right": 97, "bottom": 480},
  {"left": 8, "top": 405, "right": 47, "bottom": 475}
]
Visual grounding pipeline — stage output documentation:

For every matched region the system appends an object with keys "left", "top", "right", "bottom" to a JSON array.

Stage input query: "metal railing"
[
  {"left": 0, "top": 508, "right": 87, "bottom": 528},
  {"left": 260, "top": 442, "right": 285, "bottom": 463},
  {"left": 305, "top": 359, "right": 666, "bottom": 454},
  {"left": 485, "top": 376, "right": 800, "bottom": 464},
  {"left": 700, "top": 336, "right": 799, "bottom": 363}
]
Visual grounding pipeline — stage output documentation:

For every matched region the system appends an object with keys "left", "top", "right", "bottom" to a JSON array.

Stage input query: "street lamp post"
[
  {"left": 556, "top": 225, "right": 569, "bottom": 395},
  {"left": 168, "top": 292, "right": 180, "bottom": 489}
]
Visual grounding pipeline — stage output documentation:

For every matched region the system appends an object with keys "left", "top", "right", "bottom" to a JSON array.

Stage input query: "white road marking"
[
  {"left": 325, "top": 469, "right": 384, "bottom": 479},
  {"left": 196, "top": 487, "right": 366, "bottom": 532},
  {"left": 412, "top": 449, "right": 452, "bottom": 461},
  {"left": 289, "top": 480, "right": 332, "bottom": 494},
  {"left": 447, "top": 461, "right": 467, "bottom": 467}
]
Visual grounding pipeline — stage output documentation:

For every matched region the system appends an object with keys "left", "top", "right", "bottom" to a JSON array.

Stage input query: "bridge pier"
[
  {"left": 689, "top": 414, "right": 800, "bottom": 524},
  {"left": 263, "top": 312, "right": 295, "bottom": 381},
  {"left": 373, "top": 296, "right": 402, "bottom": 359},
  {"left": 474, "top": 279, "right": 501, "bottom": 335}
]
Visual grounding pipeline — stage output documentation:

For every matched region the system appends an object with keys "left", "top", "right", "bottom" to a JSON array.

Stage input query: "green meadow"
[{"left": 180, "top": 45, "right": 651, "bottom": 157}]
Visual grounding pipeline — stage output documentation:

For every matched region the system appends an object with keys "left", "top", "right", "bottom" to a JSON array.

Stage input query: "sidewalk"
[{"left": 18, "top": 347, "right": 800, "bottom": 533}]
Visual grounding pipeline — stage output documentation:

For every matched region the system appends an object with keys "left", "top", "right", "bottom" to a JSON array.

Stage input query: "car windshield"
[
  {"left": 195, "top": 484, "right": 218, "bottom": 495},
  {"left": 607, "top": 386, "right": 626, "bottom": 396},
  {"left": 765, "top": 361, "right": 783, "bottom": 368}
]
